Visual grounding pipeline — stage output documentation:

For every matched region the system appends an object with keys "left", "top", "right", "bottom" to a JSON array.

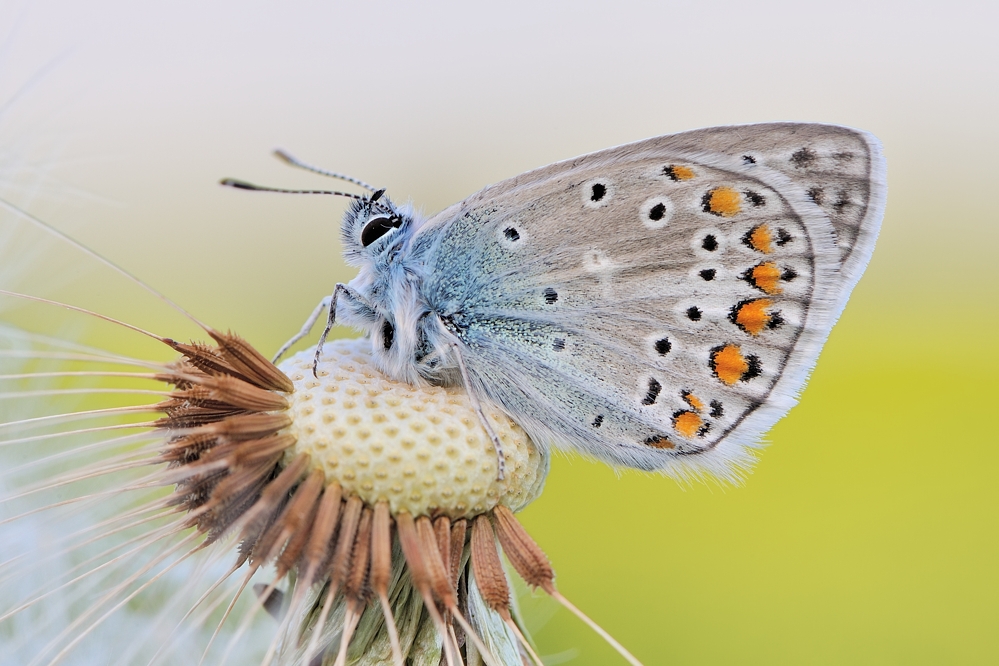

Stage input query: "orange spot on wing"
[
  {"left": 711, "top": 344, "right": 749, "bottom": 385},
  {"left": 681, "top": 391, "right": 704, "bottom": 411},
  {"left": 734, "top": 298, "right": 774, "bottom": 336},
  {"left": 673, "top": 411, "right": 703, "bottom": 438},
  {"left": 670, "top": 165, "right": 695, "bottom": 180},
  {"left": 746, "top": 224, "right": 773, "bottom": 253},
  {"left": 751, "top": 262, "right": 782, "bottom": 294},
  {"left": 645, "top": 435, "right": 676, "bottom": 449},
  {"left": 705, "top": 187, "right": 741, "bottom": 217}
]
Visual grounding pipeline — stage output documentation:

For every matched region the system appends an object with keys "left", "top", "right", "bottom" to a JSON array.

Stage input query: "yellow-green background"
[{"left": 1, "top": 1, "right": 996, "bottom": 663}]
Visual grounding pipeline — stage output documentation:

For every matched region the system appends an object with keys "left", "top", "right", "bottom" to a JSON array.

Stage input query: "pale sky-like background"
[{"left": 1, "top": 1, "right": 997, "bottom": 664}]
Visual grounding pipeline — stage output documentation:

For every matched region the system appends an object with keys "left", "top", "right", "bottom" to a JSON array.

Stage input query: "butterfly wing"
[{"left": 411, "top": 123, "right": 885, "bottom": 481}]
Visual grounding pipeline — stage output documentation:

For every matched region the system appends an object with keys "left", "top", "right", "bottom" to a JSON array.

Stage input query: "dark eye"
[{"left": 360, "top": 215, "right": 402, "bottom": 247}]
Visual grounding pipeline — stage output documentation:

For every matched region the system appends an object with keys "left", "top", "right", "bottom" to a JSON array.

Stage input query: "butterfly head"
[{"left": 341, "top": 188, "right": 415, "bottom": 266}]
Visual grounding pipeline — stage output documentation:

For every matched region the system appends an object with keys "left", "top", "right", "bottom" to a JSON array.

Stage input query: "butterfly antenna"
[
  {"left": 272, "top": 149, "right": 378, "bottom": 192},
  {"left": 365, "top": 188, "right": 399, "bottom": 218},
  {"left": 219, "top": 179, "right": 364, "bottom": 200},
  {"left": 0, "top": 196, "right": 211, "bottom": 333}
]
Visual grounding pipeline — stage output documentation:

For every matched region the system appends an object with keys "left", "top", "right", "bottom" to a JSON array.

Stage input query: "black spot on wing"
[
  {"left": 504, "top": 227, "right": 520, "bottom": 241},
  {"left": 655, "top": 337, "right": 671, "bottom": 355},
  {"left": 790, "top": 147, "right": 817, "bottom": 168},
  {"left": 642, "top": 378, "right": 662, "bottom": 406},
  {"left": 543, "top": 288, "right": 558, "bottom": 305}
]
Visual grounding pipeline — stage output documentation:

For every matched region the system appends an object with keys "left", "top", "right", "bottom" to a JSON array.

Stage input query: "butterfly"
[{"left": 227, "top": 122, "right": 886, "bottom": 483}]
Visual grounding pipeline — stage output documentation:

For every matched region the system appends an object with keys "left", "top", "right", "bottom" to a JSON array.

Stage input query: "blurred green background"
[{"left": 1, "top": 1, "right": 996, "bottom": 663}]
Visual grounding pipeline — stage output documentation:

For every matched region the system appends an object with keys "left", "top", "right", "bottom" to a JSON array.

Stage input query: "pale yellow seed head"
[{"left": 280, "top": 338, "right": 548, "bottom": 519}]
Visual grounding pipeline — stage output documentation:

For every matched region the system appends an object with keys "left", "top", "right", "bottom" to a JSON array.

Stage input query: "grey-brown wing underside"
[{"left": 415, "top": 123, "right": 885, "bottom": 481}]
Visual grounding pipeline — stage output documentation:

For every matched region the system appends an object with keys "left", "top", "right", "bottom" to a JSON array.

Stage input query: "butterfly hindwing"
[{"left": 411, "top": 123, "right": 885, "bottom": 480}]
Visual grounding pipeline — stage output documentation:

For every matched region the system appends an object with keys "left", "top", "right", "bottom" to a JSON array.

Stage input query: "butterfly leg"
[
  {"left": 311, "top": 283, "right": 373, "bottom": 377},
  {"left": 272, "top": 295, "right": 332, "bottom": 363},
  {"left": 450, "top": 342, "right": 506, "bottom": 481}
]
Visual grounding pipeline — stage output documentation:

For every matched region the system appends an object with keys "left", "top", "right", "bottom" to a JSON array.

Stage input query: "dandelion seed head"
[
  {"left": 0, "top": 271, "right": 639, "bottom": 665},
  {"left": 283, "top": 338, "right": 547, "bottom": 520}
]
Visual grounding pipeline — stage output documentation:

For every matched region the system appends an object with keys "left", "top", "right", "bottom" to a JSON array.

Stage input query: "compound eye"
[{"left": 360, "top": 215, "right": 402, "bottom": 247}]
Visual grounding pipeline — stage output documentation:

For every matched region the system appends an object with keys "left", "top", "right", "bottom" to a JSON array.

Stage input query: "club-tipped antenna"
[
  {"left": 219, "top": 179, "right": 364, "bottom": 200},
  {"left": 272, "top": 149, "right": 378, "bottom": 192}
]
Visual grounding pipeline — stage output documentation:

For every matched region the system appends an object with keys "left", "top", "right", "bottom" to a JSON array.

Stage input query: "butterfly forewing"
[{"left": 413, "top": 123, "right": 884, "bottom": 480}]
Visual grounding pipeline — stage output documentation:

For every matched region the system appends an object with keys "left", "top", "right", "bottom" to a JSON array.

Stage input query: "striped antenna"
[
  {"left": 272, "top": 149, "right": 378, "bottom": 192},
  {"left": 219, "top": 179, "right": 364, "bottom": 200}
]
